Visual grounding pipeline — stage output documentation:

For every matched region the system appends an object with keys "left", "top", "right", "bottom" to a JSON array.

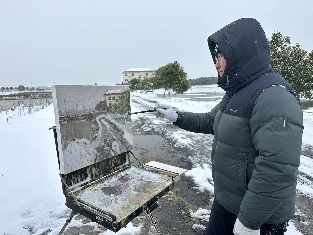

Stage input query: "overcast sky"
[{"left": 1, "top": 0, "right": 312, "bottom": 87}]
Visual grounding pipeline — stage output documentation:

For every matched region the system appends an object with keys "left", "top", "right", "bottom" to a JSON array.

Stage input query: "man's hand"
[
  {"left": 154, "top": 103, "right": 178, "bottom": 122},
  {"left": 233, "top": 219, "right": 259, "bottom": 235}
]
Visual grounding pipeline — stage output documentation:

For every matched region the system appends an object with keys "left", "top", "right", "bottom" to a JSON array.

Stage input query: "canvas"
[{"left": 52, "top": 85, "right": 133, "bottom": 174}]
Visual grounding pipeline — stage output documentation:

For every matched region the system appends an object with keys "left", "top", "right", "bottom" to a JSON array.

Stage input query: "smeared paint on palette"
[{"left": 75, "top": 166, "right": 173, "bottom": 222}]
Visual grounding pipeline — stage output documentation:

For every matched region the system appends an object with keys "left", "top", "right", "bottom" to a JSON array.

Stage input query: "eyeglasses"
[{"left": 215, "top": 53, "right": 224, "bottom": 63}]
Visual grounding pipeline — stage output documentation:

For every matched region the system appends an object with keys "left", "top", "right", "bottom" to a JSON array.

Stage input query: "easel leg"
[
  {"left": 146, "top": 208, "right": 161, "bottom": 235},
  {"left": 58, "top": 210, "right": 76, "bottom": 235}
]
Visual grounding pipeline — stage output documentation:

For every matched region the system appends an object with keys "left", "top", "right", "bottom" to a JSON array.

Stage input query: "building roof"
[
  {"left": 124, "top": 68, "right": 155, "bottom": 72},
  {"left": 105, "top": 89, "right": 122, "bottom": 94}
]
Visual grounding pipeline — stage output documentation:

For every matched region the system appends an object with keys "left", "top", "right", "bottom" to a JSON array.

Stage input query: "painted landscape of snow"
[
  {"left": 0, "top": 85, "right": 312, "bottom": 234},
  {"left": 52, "top": 85, "right": 132, "bottom": 174}
]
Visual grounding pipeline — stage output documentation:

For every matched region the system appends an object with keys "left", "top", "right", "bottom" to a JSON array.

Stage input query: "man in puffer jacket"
[{"left": 155, "top": 18, "right": 303, "bottom": 235}]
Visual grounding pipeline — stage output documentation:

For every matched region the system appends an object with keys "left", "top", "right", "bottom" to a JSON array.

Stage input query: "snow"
[
  {"left": 184, "top": 85, "right": 224, "bottom": 94},
  {"left": 0, "top": 105, "right": 66, "bottom": 235},
  {"left": 192, "top": 224, "right": 206, "bottom": 230},
  {"left": 105, "top": 89, "right": 123, "bottom": 94},
  {"left": 299, "top": 155, "right": 313, "bottom": 178},
  {"left": 99, "top": 223, "right": 142, "bottom": 235},
  {"left": 0, "top": 84, "right": 312, "bottom": 234},
  {"left": 190, "top": 208, "right": 210, "bottom": 221},
  {"left": 302, "top": 110, "right": 313, "bottom": 146},
  {"left": 185, "top": 164, "right": 214, "bottom": 194}
]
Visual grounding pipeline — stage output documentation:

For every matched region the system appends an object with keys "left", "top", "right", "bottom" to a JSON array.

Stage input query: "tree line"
[
  {"left": 1, "top": 85, "right": 51, "bottom": 92},
  {"left": 188, "top": 77, "right": 218, "bottom": 86}
]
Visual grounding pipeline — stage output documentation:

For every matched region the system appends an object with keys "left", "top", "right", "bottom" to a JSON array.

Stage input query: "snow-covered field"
[{"left": 0, "top": 85, "right": 312, "bottom": 234}]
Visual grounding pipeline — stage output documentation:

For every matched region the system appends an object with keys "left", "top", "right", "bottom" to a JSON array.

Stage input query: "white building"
[
  {"left": 122, "top": 68, "right": 155, "bottom": 85},
  {"left": 104, "top": 89, "right": 123, "bottom": 107}
]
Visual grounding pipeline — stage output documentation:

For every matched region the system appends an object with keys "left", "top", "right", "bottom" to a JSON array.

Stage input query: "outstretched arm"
[{"left": 173, "top": 103, "right": 220, "bottom": 135}]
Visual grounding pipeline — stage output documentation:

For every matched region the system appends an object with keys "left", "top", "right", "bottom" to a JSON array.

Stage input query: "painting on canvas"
[{"left": 52, "top": 85, "right": 133, "bottom": 174}]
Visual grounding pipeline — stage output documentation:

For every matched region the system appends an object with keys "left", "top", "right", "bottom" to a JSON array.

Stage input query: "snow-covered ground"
[{"left": 0, "top": 85, "right": 312, "bottom": 234}]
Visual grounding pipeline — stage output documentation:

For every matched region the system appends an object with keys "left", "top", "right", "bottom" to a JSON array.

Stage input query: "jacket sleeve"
[
  {"left": 237, "top": 86, "right": 303, "bottom": 230},
  {"left": 173, "top": 103, "right": 220, "bottom": 134}
]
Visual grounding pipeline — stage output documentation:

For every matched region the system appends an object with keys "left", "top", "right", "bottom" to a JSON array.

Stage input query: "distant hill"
[{"left": 188, "top": 77, "right": 218, "bottom": 86}]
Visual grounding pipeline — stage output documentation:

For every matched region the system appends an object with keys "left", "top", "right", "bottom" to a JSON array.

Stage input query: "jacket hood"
[{"left": 208, "top": 18, "right": 272, "bottom": 93}]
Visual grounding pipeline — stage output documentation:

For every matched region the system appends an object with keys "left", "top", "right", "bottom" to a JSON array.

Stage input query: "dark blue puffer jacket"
[{"left": 174, "top": 18, "right": 303, "bottom": 229}]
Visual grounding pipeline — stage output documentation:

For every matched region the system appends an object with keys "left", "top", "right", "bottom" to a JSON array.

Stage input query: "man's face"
[{"left": 215, "top": 53, "right": 226, "bottom": 77}]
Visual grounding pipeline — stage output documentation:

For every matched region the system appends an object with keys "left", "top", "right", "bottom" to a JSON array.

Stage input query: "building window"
[
  {"left": 108, "top": 96, "right": 111, "bottom": 100},
  {"left": 146, "top": 73, "right": 148, "bottom": 76},
  {"left": 112, "top": 96, "right": 115, "bottom": 100},
  {"left": 125, "top": 73, "right": 128, "bottom": 76},
  {"left": 132, "top": 73, "right": 134, "bottom": 76},
  {"left": 125, "top": 79, "right": 128, "bottom": 82},
  {"left": 139, "top": 75, "right": 142, "bottom": 78}
]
